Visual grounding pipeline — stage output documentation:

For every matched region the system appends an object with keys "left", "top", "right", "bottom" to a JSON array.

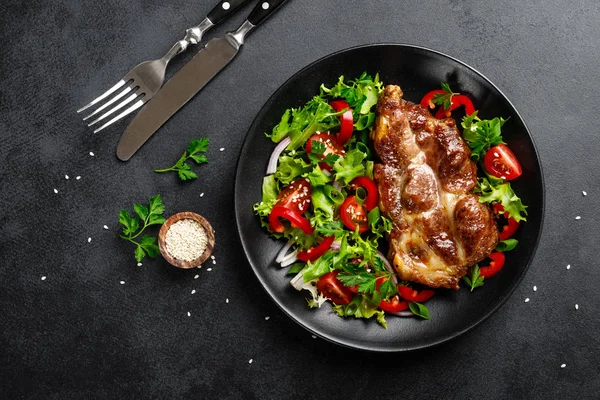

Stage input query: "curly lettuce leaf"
[
  {"left": 333, "top": 148, "right": 366, "bottom": 184},
  {"left": 275, "top": 154, "right": 311, "bottom": 185},
  {"left": 475, "top": 175, "right": 528, "bottom": 222},
  {"left": 332, "top": 296, "right": 387, "bottom": 328},
  {"left": 461, "top": 113, "right": 507, "bottom": 161}
]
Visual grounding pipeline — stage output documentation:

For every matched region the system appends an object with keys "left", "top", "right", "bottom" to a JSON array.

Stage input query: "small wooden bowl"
[{"left": 158, "top": 212, "right": 215, "bottom": 269}]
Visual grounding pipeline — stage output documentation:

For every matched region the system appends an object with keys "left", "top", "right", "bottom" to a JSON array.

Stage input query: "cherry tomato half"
[
  {"left": 274, "top": 179, "right": 311, "bottom": 214},
  {"left": 329, "top": 100, "right": 354, "bottom": 145},
  {"left": 268, "top": 206, "right": 313, "bottom": 235},
  {"left": 340, "top": 196, "right": 369, "bottom": 233},
  {"left": 398, "top": 286, "right": 435, "bottom": 303},
  {"left": 479, "top": 252, "right": 506, "bottom": 279},
  {"left": 350, "top": 176, "right": 379, "bottom": 211},
  {"left": 297, "top": 236, "right": 335, "bottom": 262},
  {"left": 317, "top": 271, "right": 353, "bottom": 305},
  {"left": 379, "top": 295, "right": 409, "bottom": 313},
  {"left": 484, "top": 144, "right": 522, "bottom": 181},
  {"left": 493, "top": 203, "right": 520, "bottom": 240},
  {"left": 306, "top": 133, "right": 345, "bottom": 171}
]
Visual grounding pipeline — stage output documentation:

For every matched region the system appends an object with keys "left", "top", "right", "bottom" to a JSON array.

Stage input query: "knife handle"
[
  {"left": 207, "top": 0, "right": 251, "bottom": 25},
  {"left": 247, "top": 0, "right": 289, "bottom": 26}
]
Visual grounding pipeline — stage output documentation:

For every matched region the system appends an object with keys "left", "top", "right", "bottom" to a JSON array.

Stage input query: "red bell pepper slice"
[
  {"left": 297, "top": 236, "right": 335, "bottom": 262},
  {"left": 420, "top": 89, "right": 446, "bottom": 109},
  {"left": 398, "top": 286, "right": 435, "bottom": 302},
  {"left": 434, "top": 94, "right": 476, "bottom": 118},
  {"left": 350, "top": 176, "right": 379, "bottom": 211},
  {"left": 479, "top": 252, "right": 506, "bottom": 278},
  {"left": 493, "top": 203, "right": 520, "bottom": 240},
  {"left": 379, "top": 295, "right": 409, "bottom": 313},
  {"left": 268, "top": 206, "right": 313, "bottom": 235},
  {"left": 329, "top": 100, "right": 354, "bottom": 145}
]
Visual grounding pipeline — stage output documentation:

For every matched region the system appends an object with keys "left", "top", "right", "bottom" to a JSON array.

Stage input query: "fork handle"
[{"left": 207, "top": 0, "right": 250, "bottom": 25}]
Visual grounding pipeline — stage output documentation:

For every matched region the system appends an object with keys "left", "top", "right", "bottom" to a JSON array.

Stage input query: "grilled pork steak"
[{"left": 371, "top": 85, "right": 498, "bottom": 289}]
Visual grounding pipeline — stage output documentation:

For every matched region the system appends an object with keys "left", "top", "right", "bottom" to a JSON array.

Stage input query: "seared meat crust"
[{"left": 372, "top": 85, "right": 498, "bottom": 289}]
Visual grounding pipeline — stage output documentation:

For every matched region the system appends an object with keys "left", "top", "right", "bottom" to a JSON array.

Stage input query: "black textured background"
[{"left": 1, "top": 0, "right": 599, "bottom": 398}]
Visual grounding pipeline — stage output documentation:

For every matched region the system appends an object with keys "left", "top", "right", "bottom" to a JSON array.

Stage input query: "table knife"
[{"left": 116, "top": 0, "right": 289, "bottom": 161}]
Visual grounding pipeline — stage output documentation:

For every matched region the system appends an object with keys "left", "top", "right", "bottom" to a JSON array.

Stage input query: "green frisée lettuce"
[
  {"left": 275, "top": 154, "right": 311, "bottom": 185},
  {"left": 333, "top": 149, "right": 366, "bottom": 184},
  {"left": 253, "top": 175, "right": 279, "bottom": 217},
  {"left": 332, "top": 296, "right": 388, "bottom": 329},
  {"left": 320, "top": 72, "right": 383, "bottom": 120},
  {"left": 475, "top": 175, "right": 528, "bottom": 222}
]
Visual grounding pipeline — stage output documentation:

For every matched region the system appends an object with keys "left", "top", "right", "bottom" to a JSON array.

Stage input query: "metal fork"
[{"left": 77, "top": 0, "right": 250, "bottom": 133}]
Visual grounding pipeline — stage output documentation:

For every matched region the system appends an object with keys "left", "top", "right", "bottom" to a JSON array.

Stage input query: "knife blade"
[{"left": 117, "top": 0, "right": 289, "bottom": 161}]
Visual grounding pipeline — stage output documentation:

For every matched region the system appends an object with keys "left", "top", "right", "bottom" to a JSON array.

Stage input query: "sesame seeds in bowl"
[{"left": 158, "top": 212, "right": 215, "bottom": 269}]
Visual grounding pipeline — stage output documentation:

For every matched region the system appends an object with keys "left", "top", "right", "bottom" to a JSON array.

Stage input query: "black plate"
[{"left": 234, "top": 44, "right": 544, "bottom": 352}]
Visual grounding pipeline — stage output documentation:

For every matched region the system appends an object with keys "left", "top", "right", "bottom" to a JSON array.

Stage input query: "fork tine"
[
  {"left": 77, "top": 80, "right": 127, "bottom": 113},
  {"left": 87, "top": 91, "right": 141, "bottom": 127},
  {"left": 93, "top": 99, "right": 146, "bottom": 133},
  {"left": 81, "top": 85, "right": 134, "bottom": 121}
]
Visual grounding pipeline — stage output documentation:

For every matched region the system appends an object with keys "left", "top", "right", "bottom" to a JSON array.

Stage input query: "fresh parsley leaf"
[
  {"left": 475, "top": 176, "right": 528, "bottom": 222},
  {"left": 409, "top": 302, "right": 431, "bottom": 320},
  {"left": 119, "top": 195, "right": 167, "bottom": 262},
  {"left": 461, "top": 113, "right": 507, "bottom": 161},
  {"left": 496, "top": 239, "right": 518, "bottom": 252},
  {"left": 155, "top": 138, "right": 209, "bottom": 180},
  {"left": 310, "top": 140, "right": 326, "bottom": 157},
  {"left": 462, "top": 264, "right": 485, "bottom": 291},
  {"left": 377, "top": 277, "right": 398, "bottom": 300},
  {"left": 432, "top": 82, "right": 457, "bottom": 110}
]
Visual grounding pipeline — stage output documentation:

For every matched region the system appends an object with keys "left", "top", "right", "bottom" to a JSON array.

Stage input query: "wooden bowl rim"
[{"left": 158, "top": 212, "right": 215, "bottom": 269}]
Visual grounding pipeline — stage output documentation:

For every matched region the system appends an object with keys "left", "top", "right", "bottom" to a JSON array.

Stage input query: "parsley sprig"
[
  {"left": 155, "top": 138, "right": 209, "bottom": 181},
  {"left": 432, "top": 82, "right": 458, "bottom": 110},
  {"left": 307, "top": 140, "right": 341, "bottom": 167},
  {"left": 119, "top": 194, "right": 166, "bottom": 262},
  {"left": 462, "top": 264, "right": 485, "bottom": 291}
]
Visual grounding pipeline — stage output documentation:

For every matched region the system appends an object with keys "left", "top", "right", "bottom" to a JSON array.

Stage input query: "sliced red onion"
[
  {"left": 377, "top": 250, "right": 398, "bottom": 285},
  {"left": 266, "top": 136, "right": 291, "bottom": 175},
  {"left": 330, "top": 240, "right": 341, "bottom": 251},
  {"left": 275, "top": 240, "right": 294, "bottom": 263}
]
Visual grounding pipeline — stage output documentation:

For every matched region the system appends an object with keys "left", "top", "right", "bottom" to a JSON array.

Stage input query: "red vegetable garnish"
[
  {"left": 420, "top": 89, "right": 446, "bottom": 109},
  {"left": 434, "top": 94, "right": 475, "bottom": 118},
  {"left": 297, "top": 236, "right": 335, "bottom": 262},
  {"left": 350, "top": 176, "right": 379, "bottom": 211},
  {"left": 317, "top": 271, "right": 353, "bottom": 305},
  {"left": 329, "top": 100, "right": 354, "bottom": 145},
  {"left": 484, "top": 144, "right": 522, "bottom": 181},
  {"left": 306, "top": 132, "right": 345, "bottom": 171},
  {"left": 494, "top": 203, "right": 520, "bottom": 240},
  {"left": 398, "top": 286, "right": 435, "bottom": 303},
  {"left": 479, "top": 252, "right": 506, "bottom": 278},
  {"left": 268, "top": 206, "right": 313, "bottom": 235},
  {"left": 339, "top": 196, "right": 369, "bottom": 233},
  {"left": 274, "top": 179, "right": 311, "bottom": 214},
  {"left": 379, "top": 295, "right": 409, "bottom": 313}
]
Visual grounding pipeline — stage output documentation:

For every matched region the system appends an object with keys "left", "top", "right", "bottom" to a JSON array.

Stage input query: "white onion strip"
[
  {"left": 275, "top": 241, "right": 294, "bottom": 263},
  {"left": 266, "top": 136, "right": 291, "bottom": 175},
  {"left": 377, "top": 250, "right": 398, "bottom": 285},
  {"left": 279, "top": 250, "right": 298, "bottom": 267}
]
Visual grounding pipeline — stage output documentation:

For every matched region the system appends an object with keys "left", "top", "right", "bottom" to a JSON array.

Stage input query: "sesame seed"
[
  {"left": 87, "top": 237, "right": 92, "bottom": 243},
  {"left": 525, "top": 298, "right": 530, "bottom": 303},
  {"left": 575, "top": 216, "right": 581, "bottom": 220},
  {"left": 41, "top": 276, "right": 47, "bottom": 281},
  {"left": 226, "top": 298, "right": 229, "bottom": 303},
  {"left": 65, "top": 175, "right": 69, "bottom": 180},
  {"left": 210, "top": 255, "right": 215, "bottom": 260},
  {"left": 493, "top": 152, "right": 499, "bottom": 157},
  {"left": 566, "top": 264, "right": 571, "bottom": 270},
  {"left": 561, "top": 364, "right": 566, "bottom": 368},
  {"left": 53, "top": 188, "right": 58, "bottom": 194},
  {"left": 165, "top": 219, "right": 208, "bottom": 262},
  {"left": 120, "top": 281, "right": 125, "bottom": 285},
  {"left": 311, "top": 335, "right": 317, "bottom": 339},
  {"left": 265, "top": 316, "right": 270, "bottom": 320},
  {"left": 582, "top": 191, "right": 587, "bottom": 196},
  {"left": 533, "top": 286, "right": 537, "bottom": 292},
  {"left": 137, "top": 263, "right": 142, "bottom": 267},
  {"left": 575, "top": 304, "right": 579, "bottom": 310},
  {"left": 200, "top": 193, "right": 205, "bottom": 197},
  {"left": 194, "top": 274, "right": 199, "bottom": 279},
  {"left": 76, "top": 176, "right": 81, "bottom": 180},
  {"left": 220, "top": 148, "right": 225, "bottom": 152},
  {"left": 187, "top": 311, "right": 191, "bottom": 317},
  {"left": 197, "top": 265, "right": 202, "bottom": 269},
  {"left": 191, "top": 290, "right": 196, "bottom": 295},
  {"left": 248, "top": 359, "right": 253, "bottom": 364},
  {"left": 103, "top": 225, "right": 109, "bottom": 230},
  {"left": 89, "top": 152, "right": 95, "bottom": 156},
  {"left": 212, "top": 259, "right": 216, "bottom": 265},
  {"left": 207, "top": 268, "right": 212, "bottom": 271}
]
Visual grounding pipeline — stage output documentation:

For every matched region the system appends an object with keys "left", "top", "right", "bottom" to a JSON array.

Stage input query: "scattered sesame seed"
[
  {"left": 200, "top": 193, "right": 205, "bottom": 197},
  {"left": 120, "top": 281, "right": 125, "bottom": 285},
  {"left": 561, "top": 364, "right": 566, "bottom": 368},
  {"left": 311, "top": 335, "right": 317, "bottom": 339},
  {"left": 53, "top": 188, "right": 58, "bottom": 194},
  {"left": 197, "top": 265, "right": 202, "bottom": 269},
  {"left": 212, "top": 259, "right": 216, "bottom": 265},
  {"left": 187, "top": 311, "right": 191, "bottom": 317},
  {"left": 76, "top": 176, "right": 81, "bottom": 180},
  {"left": 226, "top": 298, "right": 229, "bottom": 303},
  {"left": 525, "top": 298, "right": 530, "bottom": 303},
  {"left": 65, "top": 175, "right": 69, "bottom": 180},
  {"left": 210, "top": 255, "right": 215, "bottom": 260},
  {"left": 103, "top": 225, "right": 109, "bottom": 230},
  {"left": 194, "top": 274, "right": 199, "bottom": 279},
  {"left": 248, "top": 359, "right": 253, "bottom": 364},
  {"left": 191, "top": 290, "right": 196, "bottom": 295},
  {"left": 41, "top": 276, "right": 47, "bottom": 281},
  {"left": 137, "top": 262, "right": 142, "bottom": 267},
  {"left": 89, "top": 152, "right": 95, "bottom": 156},
  {"left": 265, "top": 316, "right": 270, "bottom": 320},
  {"left": 220, "top": 148, "right": 225, "bottom": 152},
  {"left": 533, "top": 286, "right": 537, "bottom": 292},
  {"left": 87, "top": 237, "right": 92, "bottom": 243},
  {"left": 575, "top": 216, "right": 581, "bottom": 220},
  {"left": 566, "top": 264, "right": 571, "bottom": 270},
  {"left": 582, "top": 191, "right": 587, "bottom": 196},
  {"left": 575, "top": 304, "right": 579, "bottom": 310},
  {"left": 207, "top": 268, "right": 212, "bottom": 271}
]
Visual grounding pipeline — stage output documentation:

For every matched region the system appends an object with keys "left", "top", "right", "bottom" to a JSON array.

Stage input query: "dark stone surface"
[{"left": 1, "top": 0, "right": 598, "bottom": 398}]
